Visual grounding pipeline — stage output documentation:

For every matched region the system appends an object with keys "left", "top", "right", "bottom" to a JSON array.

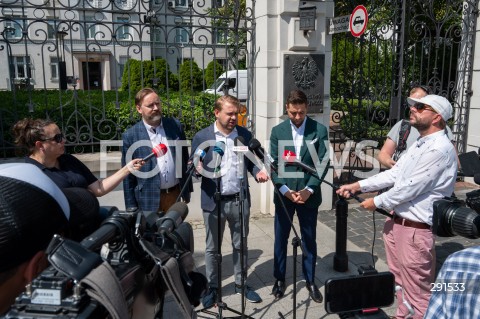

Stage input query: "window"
[
  {"left": 116, "top": 17, "right": 131, "bottom": 40},
  {"left": 175, "top": 23, "right": 191, "bottom": 44},
  {"left": 47, "top": 21, "right": 56, "bottom": 39},
  {"left": 119, "top": 56, "right": 128, "bottom": 79},
  {"left": 114, "top": 0, "right": 134, "bottom": 10},
  {"left": 85, "top": 15, "right": 97, "bottom": 39},
  {"left": 176, "top": 0, "right": 187, "bottom": 7},
  {"left": 50, "top": 57, "right": 59, "bottom": 80},
  {"left": 212, "top": 0, "right": 223, "bottom": 7},
  {"left": 12, "top": 56, "right": 32, "bottom": 79},
  {"left": 214, "top": 27, "right": 226, "bottom": 44},
  {"left": 86, "top": 0, "right": 102, "bottom": 8},
  {"left": 4, "top": 18, "right": 23, "bottom": 39}
]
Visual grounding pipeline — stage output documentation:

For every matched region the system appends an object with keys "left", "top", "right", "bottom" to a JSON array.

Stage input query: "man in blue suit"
[
  {"left": 270, "top": 89, "right": 329, "bottom": 303},
  {"left": 191, "top": 95, "right": 268, "bottom": 308},
  {"left": 121, "top": 88, "right": 191, "bottom": 213}
]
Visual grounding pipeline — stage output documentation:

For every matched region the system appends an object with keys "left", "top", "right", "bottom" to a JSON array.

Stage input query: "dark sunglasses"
[
  {"left": 412, "top": 103, "right": 437, "bottom": 113},
  {"left": 42, "top": 133, "right": 65, "bottom": 143}
]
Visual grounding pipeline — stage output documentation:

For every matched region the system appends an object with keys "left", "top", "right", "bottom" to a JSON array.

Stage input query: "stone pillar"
[{"left": 252, "top": 0, "right": 334, "bottom": 215}]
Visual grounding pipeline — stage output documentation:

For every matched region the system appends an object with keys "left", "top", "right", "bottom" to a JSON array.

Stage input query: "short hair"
[
  {"left": 410, "top": 85, "right": 432, "bottom": 96},
  {"left": 214, "top": 95, "right": 241, "bottom": 112},
  {"left": 12, "top": 118, "right": 55, "bottom": 155},
  {"left": 135, "top": 88, "right": 158, "bottom": 107},
  {"left": 0, "top": 163, "right": 69, "bottom": 277},
  {"left": 286, "top": 89, "right": 308, "bottom": 106}
]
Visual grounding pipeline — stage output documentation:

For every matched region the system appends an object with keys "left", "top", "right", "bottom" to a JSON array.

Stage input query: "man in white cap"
[{"left": 337, "top": 94, "right": 458, "bottom": 319}]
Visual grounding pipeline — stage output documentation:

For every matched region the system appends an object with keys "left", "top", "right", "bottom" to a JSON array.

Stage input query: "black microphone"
[
  {"left": 248, "top": 138, "right": 277, "bottom": 172},
  {"left": 156, "top": 202, "right": 189, "bottom": 234},
  {"left": 213, "top": 141, "right": 226, "bottom": 175},
  {"left": 142, "top": 143, "right": 168, "bottom": 162},
  {"left": 284, "top": 157, "right": 318, "bottom": 176}
]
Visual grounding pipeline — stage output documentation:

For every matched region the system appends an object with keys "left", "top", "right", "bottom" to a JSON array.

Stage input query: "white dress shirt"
[
  {"left": 214, "top": 123, "right": 241, "bottom": 195},
  {"left": 143, "top": 120, "right": 178, "bottom": 189},
  {"left": 279, "top": 119, "right": 313, "bottom": 195},
  {"left": 359, "top": 130, "right": 457, "bottom": 225}
]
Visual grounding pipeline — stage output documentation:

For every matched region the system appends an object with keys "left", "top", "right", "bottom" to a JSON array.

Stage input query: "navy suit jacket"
[
  {"left": 191, "top": 124, "right": 260, "bottom": 212},
  {"left": 270, "top": 116, "right": 329, "bottom": 209},
  {"left": 121, "top": 118, "right": 192, "bottom": 212}
]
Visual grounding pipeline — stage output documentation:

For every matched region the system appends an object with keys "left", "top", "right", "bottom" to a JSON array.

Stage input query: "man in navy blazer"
[
  {"left": 121, "top": 88, "right": 191, "bottom": 213},
  {"left": 270, "top": 89, "right": 329, "bottom": 303},
  {"left": 191, "top": 95, "right": 268, "bottom": 308}
]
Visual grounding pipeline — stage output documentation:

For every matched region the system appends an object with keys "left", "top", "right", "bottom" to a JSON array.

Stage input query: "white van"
[{"left": 204, "top": 70, "right": 248, "bottom": 102}]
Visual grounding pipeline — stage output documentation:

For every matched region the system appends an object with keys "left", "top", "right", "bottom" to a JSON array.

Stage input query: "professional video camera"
[
  {"left": 2, "top": 202, "right": 207, "bottom": 319},
  {"left": 324, "top": 266, "right": 395, "bottom": 319},
  {"left": 432, "top": 151, "right": 480, "bottom": 239}
]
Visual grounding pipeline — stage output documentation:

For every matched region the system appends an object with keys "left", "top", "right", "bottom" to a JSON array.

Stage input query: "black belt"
[
  {"left": 160, "top": 184, "right": 179, "bottom": 194},
  {"left": 220, "top": 193, "right": 240, "bottom": 201}
]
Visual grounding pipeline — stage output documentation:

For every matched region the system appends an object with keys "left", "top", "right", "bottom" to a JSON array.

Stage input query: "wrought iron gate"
[
  {"left": 0, "top": 0, "right": 256, "bottom": 157},
  {"left": 330, "top": 0, "right": 479, "bottom": 183}
]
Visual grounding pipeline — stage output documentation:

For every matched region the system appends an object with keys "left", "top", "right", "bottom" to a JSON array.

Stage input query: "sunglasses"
[
  {"left": 42, "top": 133, "right": 65, "bottom": 143},
  {"left": 412, "top": 103, "right": 437, "bottom": 113}
]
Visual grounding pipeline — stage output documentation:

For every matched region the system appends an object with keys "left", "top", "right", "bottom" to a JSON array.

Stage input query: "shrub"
[
  {"left": 179, "top": 59, "right": 203, "bottom": 92},
  {"left": 204, "top": 60, "right": 224, "bottom": 88}
]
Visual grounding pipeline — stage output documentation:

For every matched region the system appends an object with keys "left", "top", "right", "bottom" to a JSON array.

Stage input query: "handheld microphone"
[
  {"left": 187, "top": 146, "right": 210, "bottom": 173},
  {"left": 156, "top": 202, "right": 189, "bottom": 234},
  {"left": 142, "top": 143, "right": 168, "bottom": 162},
  {"left": 213, "top": 141, "right": 226, "bottom": 174},
  {"left": 248, "top": 138, "right": 277, "bottom": 172},
  {"left": 234, "top": 136, "right": 247, "bottom": 179}
]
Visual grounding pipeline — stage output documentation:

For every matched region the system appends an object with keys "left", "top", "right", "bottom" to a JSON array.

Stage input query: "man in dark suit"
[
  {"left": 190, "top": 95, "right": 268, "bottom": 308},
  {"left": 121, "top": 88, "right": 191, "bottom": 213},
  {"left": 270, "top": 89, "right": 329, "bottom": 303}
]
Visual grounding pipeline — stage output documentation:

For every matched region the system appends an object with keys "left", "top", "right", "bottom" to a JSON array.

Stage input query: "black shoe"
[
  {"left": 271, "top": 280, "right": 286, "bottom": 299},
  {"left": 306, "top": 282, "right": 323, "bottom": 303}
]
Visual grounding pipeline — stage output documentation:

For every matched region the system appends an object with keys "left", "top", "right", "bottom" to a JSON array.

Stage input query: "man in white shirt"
[
  {"left": 191, "top": 95, "right": 268, "bottom": 308},
  {"left": 337, "top": 94, "right": 458, "bottom": 319}
]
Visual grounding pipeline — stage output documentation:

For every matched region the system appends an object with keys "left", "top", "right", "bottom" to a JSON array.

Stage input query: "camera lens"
[{"left": 433, "top": 198, "right": 480, "bottom": 239}]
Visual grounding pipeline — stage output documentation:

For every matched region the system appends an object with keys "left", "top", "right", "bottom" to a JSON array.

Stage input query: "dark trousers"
[{"left": 273, "top": 199, "right": 318, "bottom": 283}]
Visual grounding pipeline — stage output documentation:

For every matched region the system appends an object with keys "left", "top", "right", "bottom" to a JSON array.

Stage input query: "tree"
[
  {"left": 204, "top": 60, "right": 224, "bottom": 88},
  {"left": 179, "top": 59, "right": 203, "bottom": 92},
  {"left": 120, "top": 57, "right": 177, "bottom": 93}
]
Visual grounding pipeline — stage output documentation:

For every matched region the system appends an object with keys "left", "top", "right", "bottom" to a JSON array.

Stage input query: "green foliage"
[
  {"left": 204, "top": 61, "right": 225, "bottom": 88},
  {"left": 179, "top": 60, "right": 203, "bottom": 92},
  {"left": 120, "top": 58, "right": 178, "bottom": 94},
  {"left": 0, "top": 90, "right": 215, "bottom": 156}
]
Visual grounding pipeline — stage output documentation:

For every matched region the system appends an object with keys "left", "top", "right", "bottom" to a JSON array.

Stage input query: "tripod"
[{"left": 198, "top": 173, "right": 254, "bottom": 319}]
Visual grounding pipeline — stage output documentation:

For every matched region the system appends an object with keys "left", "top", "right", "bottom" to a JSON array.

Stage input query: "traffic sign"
[
  {"left": 350, "top": 5, "right": 368, "bottom": 37},
  {"left": 328, "top": 15, "right": 350, "bottom": 35}
]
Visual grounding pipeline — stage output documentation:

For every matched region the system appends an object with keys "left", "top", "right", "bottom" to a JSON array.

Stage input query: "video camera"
[
  {"left": 2, "top": 203, "right": 206, "bottom": 319},
  {"left": 432, "top": 151, "right": 480, "bottom": 239}
]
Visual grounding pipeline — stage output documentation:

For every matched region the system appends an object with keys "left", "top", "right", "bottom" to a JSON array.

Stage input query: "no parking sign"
[{"left": 350, "top": 5, "right": 368, "bottom": 37}]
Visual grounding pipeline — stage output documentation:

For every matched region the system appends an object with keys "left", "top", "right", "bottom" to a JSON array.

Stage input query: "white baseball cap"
[{"left": 407, "top": 94, "right": 453, "bottom": 121}]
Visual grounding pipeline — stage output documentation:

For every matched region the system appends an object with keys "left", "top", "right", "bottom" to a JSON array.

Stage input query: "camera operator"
[
  {"left": 0, "top": 163, "right": 70, "bottom": 314},
  {"left": 424, "top": 245, "right": 480, "bottom": 318},
  {"left": 337, "top": 94, "right": 458, "bottom": 319}
]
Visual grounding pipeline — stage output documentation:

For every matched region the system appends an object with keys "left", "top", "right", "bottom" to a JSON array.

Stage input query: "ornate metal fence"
[
  {"left": 330, "top": 0, "right": 479, "bottom": 183},
  {"left": 0, "top": 0, "right": 256, "bottom": 157}
]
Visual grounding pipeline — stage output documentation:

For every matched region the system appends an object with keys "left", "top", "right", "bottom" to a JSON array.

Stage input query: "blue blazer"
[
  {"left": 121, "top": 118, "right": 192, "bottom": 212},
  {"left": 191, "top": 124, "right": 260, "bottom": 212}
]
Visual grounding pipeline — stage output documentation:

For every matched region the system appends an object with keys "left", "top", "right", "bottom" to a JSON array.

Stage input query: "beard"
[{"left": 411, "top": 117, "right": 429, "bottom": 131}]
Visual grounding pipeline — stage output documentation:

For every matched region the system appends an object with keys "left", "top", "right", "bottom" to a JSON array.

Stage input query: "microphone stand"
[
  {"left": 238, "top": 155, "right": 247, "bottom": 318},
  {"left": 175, "top": 164, "right": 196, "bottom": 203},
  {"left": 262, "top": 163, "right": 305, "bottom": 319},
  {"left": 200, "top": 169, "right": 252, "bottom": 319}
]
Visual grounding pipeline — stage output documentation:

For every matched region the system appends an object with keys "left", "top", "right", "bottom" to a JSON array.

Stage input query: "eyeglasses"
[
  {"left": 412, "top": 103, "right": 437, "bottom": 113},
  {"left": 42, "top": 133, "right": 65, "bottom": 143}
]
